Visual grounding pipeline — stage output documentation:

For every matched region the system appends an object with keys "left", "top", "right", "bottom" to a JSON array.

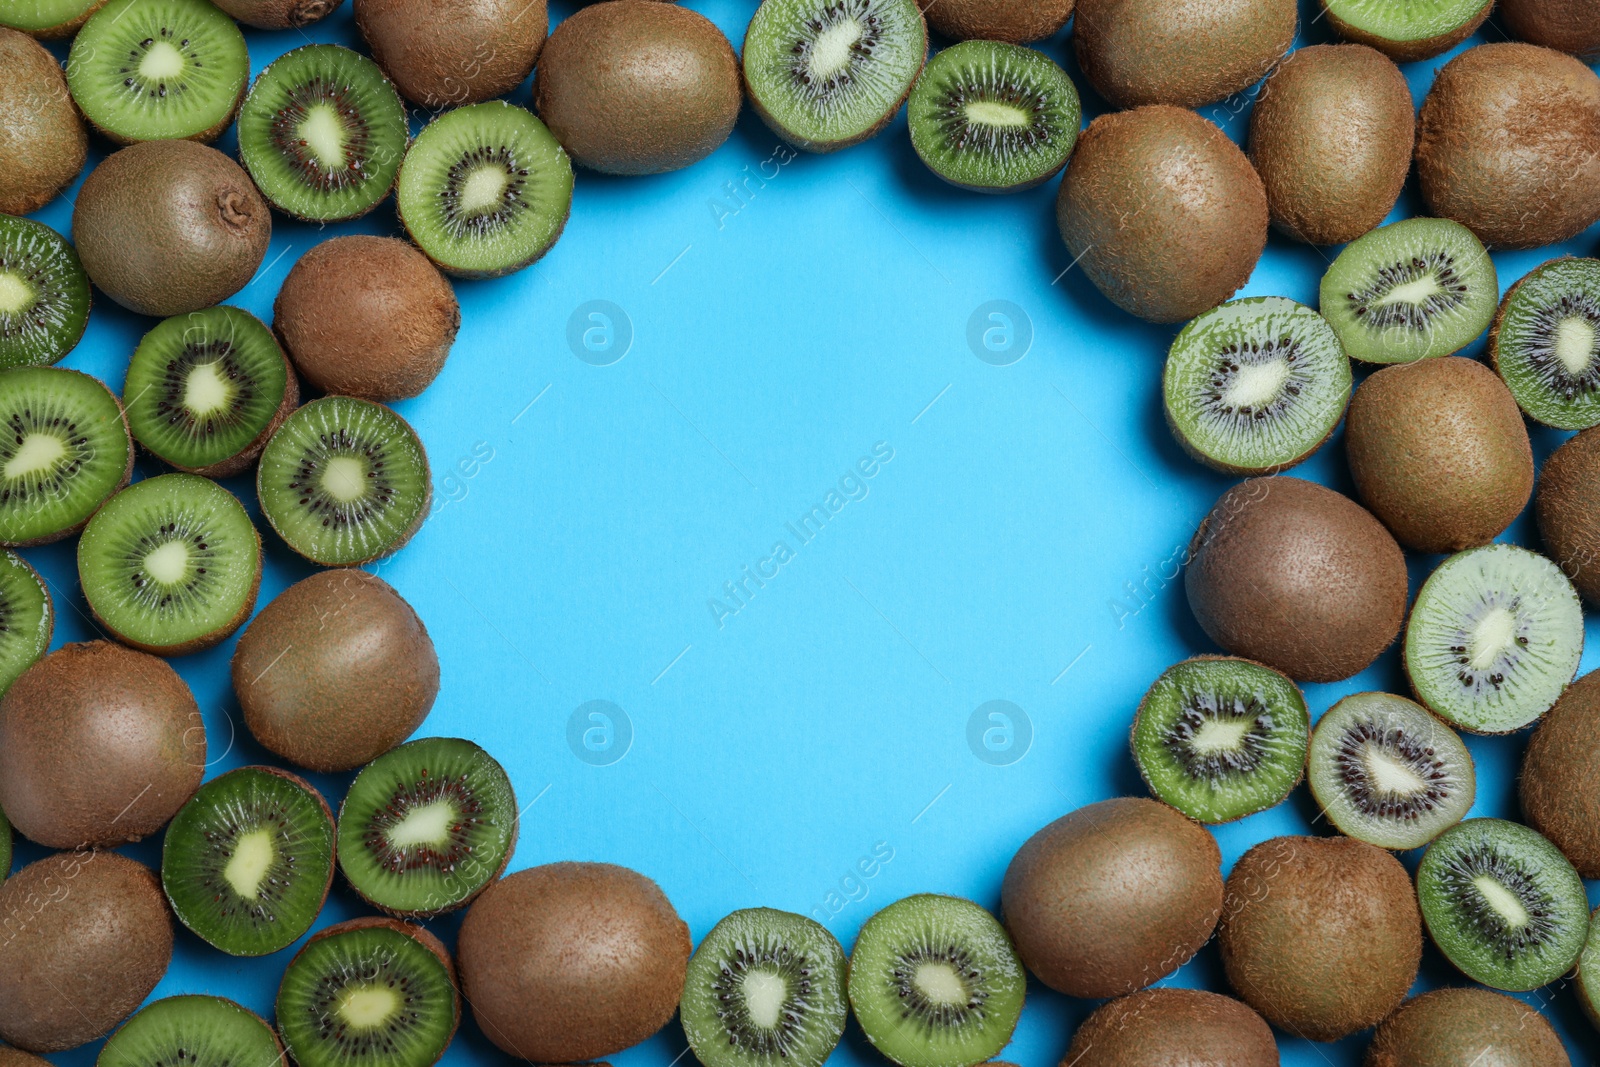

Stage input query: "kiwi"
[
  {"left": 0, "top": 0, "right": 108, "bottom": 37},
  {"left": 0, "top": 30, "right": 87, "bottom": 217},
  {"left": 72, "top": 139, "right": 270, "bottom": 318},
  {"left": 0, "top": 367, "right": 130, "bottom": 546},
  {"left": 1417, "top": 818, "right": 1588, "bottom": 991},
  {"left": 1056, "top": 106, "right": 1266, "bottom": 324},
  {"left": 397, "top": 101, "right": 573, "bottom": 279},
  {"left": 1521, "top": 671, "right": 1600, "bottom": 876},
  {"left": 0, "top": 217, "right": 91, "bottom": 370},
  {"left": 534, "top": 1, "right": 741, "bottom": 176},
  {"left": 1500, "top": 0, "right": 1600, "bottom": 59},
  {"left": 274, "top": 236, "right": 459, "bottom": 401},
  {"left": 356, "top": 0, "right": 548, "bottom": 108},
  {"left": 0, "top": 550, "right": 51, "bottom": 696},
  {"left": 1219, "top": 835, "right": 1421, "bottom": 1041},
  {"left": 214, "top": 0, "right": 340, "bottom": 25},
  {"left": 1246, "top": 44, "right": 1413, "bottom": 247},
  {"left": 101, "top": 997, "right": 285, "bottom": 1067},
  {"left": 161, "top": 766, "right": 335, "bottom": 956},
  {"left": 1492, "top": 257, "right": 1600, "bottom": 430},
  {"left": 255, "top": 395, "right": 431, "bottom": 566},
  {"left": 458, "top": 862, "right": 691, "bottom": 1062},
  {"left": 1366, "top": 987, "right": 1567, "bottom": 1067},
  {"left": 1184, "top": 476, "right": 1407, "bottom": 683},
  {"left": 66, "top": 0, "right": 249, "bottom": 145},
  {"left": 743, "top": 0, "right": 926, "bottom": 154},
  {"left": 918, "top": 0, "right": 1071, "bottom": 43},
  {"left": 1130, "top": 656, "right": 1309, "bottom": 823},
  {"left": 848, "top": 894, "right": 1025, "bottom": 1067},
  {"left": 237, "top": 44, "right": 408, "bottom": 223},
  {"left": 277, "top": 917, "right": 460, "bottom": 1067},
  {"left": 1000, "top": 796, "right": 1222, "bottom": 997},
  {"left": 0, "top": 851, "right": 173, "bottom": 1052},
  {"left": 0, "top": 804, "right": 9, "bottom": 879},
  {"left": 1307, "top": 692, "right": 1476, "bottom": 850},
  {"left": 1065, "top": 988, "right": 1278, "bottom": 1067},
  {"left": 1162, "top": 296, "right": 1351, "bottom": 474},
  {"left": 1579, "top": 906, "right": 1600, "bottom": 1028},
  {"left": 906, "top": 41, "right": 1079, "bottom": 193},
  {"left": 1322, "top": 0, "right": 1490, "bottom": 60},
  {"left": 0, "top": 1048, "right": 47, "bottom": 1066},
  {"left": 1417, "top": 43, "right": 1600, "bottom": 250},
  {"left": 680, "top": 908, "right": 849, "bottom": 1067},
  {"left": 1537, "top": 426, "right": 1600, "bottom": 603}
]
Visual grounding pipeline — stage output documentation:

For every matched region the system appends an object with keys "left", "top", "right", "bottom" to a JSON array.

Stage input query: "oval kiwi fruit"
[
  {"left": 1321, "top": 0, "right": 1490, "bottom": 61},
  {"left": 919, "top": 0, "right": 1071, "bottom": 43},
  {"left": 1000, "top": 796, "right": 1222, "bottom": 998},
  {"left": 1500, "top": 0, "right": 1600, "bottom": 60},
  {"left": 356, "top": 0, "right": 547, "bottom": 108},
  {"left": 1246, "top": 44, "right": 1412, "bottom": 247},
  {"left": 1, "top": 0, "right": 109, "bottom": 38},
  {"left": 213, "top": 0, "right": 341, "bottom": 27},
  {"left": 457, "top": 862, "right": 691, "bottom": 1062},
  {"left": 1416, "top": 42, "right": 1600, "bottom": 250},
  {"left": 1537, "top": 425, "right": 1600, "bottom": 603},
  {"left": 0, "top": 28, "right": 87, "bottom": 217},
  {"left": 1056, "top": 106, "right": 1267, "bottom": 324},
  {"left": 1065, "top": 988, "right": 1277, "bottom": 1067},
  {"left": 1366, "top": 987, "right": 1568, "bottom": 1067},
  {"left": 1520, "top": 670, "right": 1600, "bottom": 877},
  {"left": 1492, "top": 257, "right": 1600, "bottom": 430}
]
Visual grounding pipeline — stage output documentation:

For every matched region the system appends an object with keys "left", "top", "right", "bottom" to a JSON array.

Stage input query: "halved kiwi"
[
  {"left": 0, "top": 549, "right": 51, "bottom": 697},
  {"left": 100, "top": 996, "right": 283, "bottom": 1067},
  {"left": 1492, "top": 257, "right": 1600, "bottom": 430},
  {"left": 1579, "top": 906, "right": 1600, "bottom": 1028},
  {"left": 1322, "top": 0, "right": 1491, "bottom": 61},
  {"left": 0, "top": 0, "right": 108, "bottom": 37},
  {"left": 0, "top": 215, "right": 91, "bottom": 370}
]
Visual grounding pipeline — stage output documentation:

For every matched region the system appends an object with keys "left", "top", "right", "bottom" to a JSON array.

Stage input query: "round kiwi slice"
[
  {"left": 1066, "top": 989, "right": 1276, "bottom": 1067},
  {"left": 161, "top": 766, "right": 335, "bottom": 957},
  {"left": 907, "top": 41, "right": 1079, "bottom": 194},
  {"left": 742, "top": 0, "right": 926, "bottom": 154},
  {"left": 397, "top": 101, "right": 573, "bottom": 279},
  {"left": 238, "top": 45, "right": 407, "bottom": 223},
  {"left": 1492, "top": 257, "right": 1600, "bottom": 430},
  {"left": 1322, "top": 0, "right": 1490, "bottom": 60},
  {"left": 0, "top": 549, "right": 51, "bottom": 697},
  {"left": 1367, "top": 987, "right": 1568, "bottom": 1067},
  {"left": 1417, "top": 817, "right": 1589, "bottom": 992},
  {"left": 256, "top": 395, "right": 431, "bottom": 566},
  {"left": 0, "top": 216, "right": 92, "bottom": 370},
  {"left": 680, "top": 908, "right": 849, "bottom": 1067},
  {"left": 1404, "top": 544, "right": 1583, "bottom": 734},
  {"left": 1, "top": 0, "right": 108, "bottom": 37},
  {"left": 100, "top": 996, "right": 284, "bottom": 1067},
  {"left": 1131, "top": 656, "right": 1308, "bottom": 823},
  {"left": 66, "top": 0, "right": 250, "bottom": 145},
  {"left": 848, "top": 894, "right": 1025, "bottom": 1067},
  {"left": 0, "top": 28, "right": 88, "bottom": 217},
  {"left": 78, "top": 472, "right": 262, "bottom": 656}
]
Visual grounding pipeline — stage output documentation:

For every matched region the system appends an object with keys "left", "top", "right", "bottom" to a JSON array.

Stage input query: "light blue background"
[{"left": 13, "top": 1, "right": 1600, "bottom": 1064}]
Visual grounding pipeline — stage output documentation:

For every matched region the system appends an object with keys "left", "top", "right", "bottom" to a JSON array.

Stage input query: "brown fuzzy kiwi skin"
[
  {"left": 214, "top": 0, "right": 343, "bottom": 29},
  {"left": 0, "top": 1049, "right": 54, "bottom": 1066},
  {"left": 0, "top": 851, "right": 173, "bottom": 1052},
  {"left": 1537, "top": 427, "right": 1600, "bottom": 604},
  {"left": 1500, "top": 0, "right": 1600, "bottom": 60},
  {"left": 169, "top": 340, "right": 300, "bottom": 480},
  {"left": 918, "top": 0, "right": 1073, "bottom": 44},
  {"left": 1416, "top": 43, "right": 1600, "bottom": 250},
  {"left": 0, "top": 371, "right": 131, "bottom": 549},
  {"left": 1365, "top": 987, "right": 1567, "bottom": 1067},
  {"left": 0, "top": 642, "right": 204, "bottom": 849},
  {"left": 1185, "top": 477, "right": 1407, "bottom": 683},
  {"left": 355, "top": 0, "right": 547, "bottom": 108},
  {"left": 1000, "top": 797, "right": 1223, "bottom": 998},
  {"left": 72, "top": 140, "right": 271, "bottom": 318},
  {"left": 1321, "top": 0, "right": 1490, "bottom": 61},
  {"left": 457, "top": 862, "right": 691, "bottom": 1063},
  {"left": 0, "top": 30, "right": 87, "bottom": 217},
  {"left": 1519, "top": 671, "right": 1600, "bottom": 877},
  {"left": 534, "top": 1, "right": 741, "bottom": 176},
  {"left": 1246, "top": 44, "right": 1412, "bottom": 247},
  {"left": 1056, "top": 106, "right": 1267, "bottom": 324},
  {"left": 1065, "top": 988, "right": 1278, "bottom": 1067}
]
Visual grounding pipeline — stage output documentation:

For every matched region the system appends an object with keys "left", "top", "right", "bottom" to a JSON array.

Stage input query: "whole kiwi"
[
  {"left": 1365, "top": 987, "right": 1567, "bottom": 1067},
  {"left": 1000, "top": 797, "right": 1223, "bottom": 998},
  {"left": 919, "top": 0, "right": 1073, "bottom": 44},
  {"left": 1500, "top": 0, "right": 1600, "bottom": 60},
  {"left": 1185, "top": 477, "right": 1408, "bottom": 682},
  {"left": 231, "top": 570, "right": 439, "bottom": 774},
  {"left": 1220, "top": 835, "right": 1421, "bottom": 1042},
  {"left": 1247, "top": 44, "right": 1413, "bottom": 246},
  {"left": 1519, "top": 670, "right": 1600, "bottom": 876},
  {"left": 213, "top": 0, "right": 343, "bottom": 28},
  {"left": 0, "top": 852, "right": 173, "bottom": 1052},
  {"left": 356, "top": 0, "right": 548, "bottom": 108},
  {"left": 1416, "top": 43, "right": 1600, "bottom": 250},
  {"left": 72, "top": 140, "right": 270, "bottom": 317},
  {"left": 0, "top": 642, "right": 204, "bottom": 849},
  {"left": 1056, "top": 106, "right": 1267, "bottom": 323},
  {"left": 458, "top": 862, "right": 690, "bottom": 1062},
  {"left": 1536, "top": 426, "right": 1600, "bottom": 604},
  {"left": 0, "top": 29, "right": 87, "bottom": 216},
  {"left": 533, "top": 0, "right": 741, "bottom": 175},
  {"left": 274, "top": 236, "right": 460, "bottom": 402},
  {"left": 0, "top": 1050, "right": 52, "bottom": 1067},
  {"left": 1065, "top": 988, "right": 1278, "bottom": 1067}
]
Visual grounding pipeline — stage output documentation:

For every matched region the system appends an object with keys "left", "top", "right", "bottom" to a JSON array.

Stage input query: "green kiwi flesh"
[
  {"left": 213, "top": 0, "right": 341, "bottom": 29},
  {"left": 0, "top": 216, "right": 92, "bottom": 370},
  {"left": 1500, "top": 0, "right": 1600, "bottom": 59},
  {"left": 1065, "top": 988, "right": 1277, "bottom": 1067},
  {"left": 100, "top": 996, "right": 284, "bottom": 1067},
  {"left": 0, "top": 366, "right": 131, "bottom": 546},
  {"left": 0, "top": 0, "right": 108, "bottom": 37},
  {"left": 1492, "top": 257, "right": 1600, "bottom": 429},
  {"left": 0, "top": 549, "right": 51, "bottom": 697},
  {"left": 1537, "top": 426, "right": 1600, "bottom": 604},
  {"left": 355, "top": 0, "right": 548, "bottom": 108},
  {"left": 1521, "top": 671, "right": 1600, "bottom": 877},
  {"left": 1322, "top": 0, "right": 1490, "bottom": 60},
  {"left": 1579, "top": 906, "right": 1600, "bottom": 1028},
  {"left": 920, "top": 0, "right": 1073, "bottom": 43},
  {"left": 0, "top": 30, "right": 87, "bottom": 216},
  {"left": 1366, "top": 987, "right": 1568, "bottom": 1067}
]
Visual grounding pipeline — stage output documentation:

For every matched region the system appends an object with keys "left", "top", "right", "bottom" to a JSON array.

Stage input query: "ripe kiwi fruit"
[
  {"left": 100, "top": 997, "right": 286, "bottom": 1067},
  {"left": 0, "top": 851, "right": 173, "bottom": 1052},
  {"left": 0, "top": 29, "right": 86, "bottom": 217},
  {"left": 214, "top": 0, "right": 341, "bottom": 28},
  {"left": 1185, "top": 476, "right": 1408, "bottom": 683},
  {"left": 232, "top": 569, "right": 439, "bottom": 773},
  {"left": 1247, "top": 44, "right": 1412, "bottom": 247},
  {"left": 1537, "top": 425, "right": 1600, "bottom": 603},
  {"left": 534, "top": 0, "right": 741, "bottom": 175},
  {"left": 1416, "top": 43, "right": 1600, "bottom": 250},
  {"left": 1321, "top": 0, "right": 1490, "bottom": 61},
  {"left": 1491, "top": 257, "right": 1600, "bottom": 430},
  {"left": 1521, "top": 670, "right": 1600, "bottom": 877},
  {"left": 1219, "top": 835, "right": 1421, "bottom": 1041},
  {"left": 1065, "top": 988, "right": 1278, "bottom": 1067},
  {"left": 1000, "top": 796, "right": 1223, "bottom": 998},
  {"left": 357, "top": 0, "right": 548, "bottom": 108},
  {"left": 458, "top": 862, "right": 691, "bottom": 1062},
  {"left": 1, "top": 0, "right": 109, "bottom": 38},
  {"left": 72, "top": 139, "right": 270, "bottom": 318},
  {"left": 1056, "top": 106, "right": 1267, "bottom": 324},
  {"left": 1500, "top": 0, "right": 1600, "bottom": 60},
  {"left": 919, "top": 0, "right": 1071, "bottom": 43},
  {"left": 1365, "top": 987, "right": 1567, "bottom": 1067},
  {"left": 0, "top": 218, "right": 93, "bottom": 370},
  {"left": 0, "top": 641, "right": 203, "bottom": 849},
  {"left": 0, "top": 1050, "right": 50, "bottom": 1067}
]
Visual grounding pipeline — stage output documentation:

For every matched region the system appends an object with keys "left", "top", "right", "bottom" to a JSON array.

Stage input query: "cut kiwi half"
[
  {"left": 1417, "top": 817, "right": 1589, "bottom": 991},
  {"left": 1319, "top": 217, "right": 1498, "bottom": 364},
  {"left": 0, "top": 548, "right": 51, "bottom": 697},
  {"left": 1162, "top": 296, "right": 1352, "bottom": 474},
  {"left": 396, "top": 101, "right": 573, "bottom": 279},
  {"left": 338, "top": 737, "right": 517, "bottom": 918},
  {"left": 907, "top": 40, "right": 1079, "bottom": 194},
  {"left": 848, "top": 894, "right": 1025, "bottom": 1067},
  {"left": 100, "top": 995, "right": 283, "bottom": 1067},
  {"left": 1322, "top": 0, "right": 1491, "bottom": 61},
  {"left": 78, "top": 472, "right": 261, "bottom": 655},
  {"left": 681, "top": 908, "right": 849, "bottom": 1067},
  {"left": 0, "top": 0, "right": 107, "bottom": 37},
  {"left": 1492, "top": 257, "right": 1600, "bottom": 430},
  {"left": 1579, "top": 906, "right": 1600, "bottom": 1029},
  {"left": 161, "top": 765, "right": 335, "bottom": 957},
  {"left": 1307, "top": 691, "right": 1475, "bottom": 850},
  {"left": 1130, "top": 655, "right": 1309, "bottom": 824},
  {"left": 66, "top": 0, "right": 250, "bottom": 144},
  {"left": 1404, "top": 544, "right": 1584, "bottom": 735},
  {"left": 238, "top": 45, "right": 408, "bottom": 223},
  {"left": 742, "top": 0, "right": 926, "bottom": 153},
  {"left": 0, "top": 216, "right": 92, "bottom": 371}
]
